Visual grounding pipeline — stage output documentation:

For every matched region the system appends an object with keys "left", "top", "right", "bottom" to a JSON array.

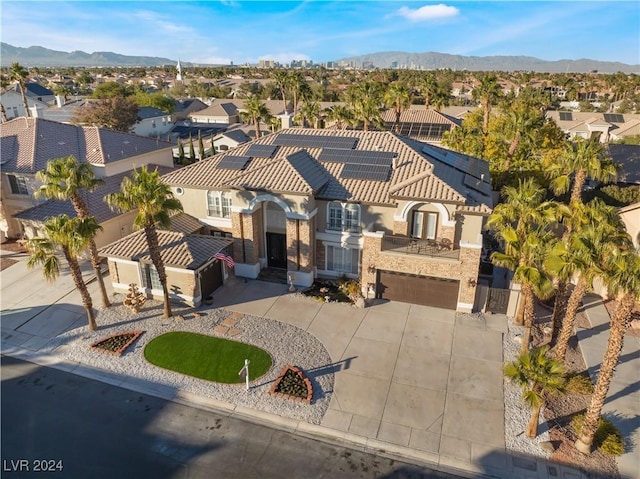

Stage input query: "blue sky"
[{"left": 1, "top": 1, "right": 639, "bottom": 66}]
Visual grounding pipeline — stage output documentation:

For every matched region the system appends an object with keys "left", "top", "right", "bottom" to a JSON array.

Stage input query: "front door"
[{"left": 266, "top": 232, "right": 287, "bottom": 269}]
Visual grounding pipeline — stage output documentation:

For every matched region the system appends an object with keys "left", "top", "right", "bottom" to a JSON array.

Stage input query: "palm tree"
[
  {"left": 26, "top": 215, "right": 102, "bottom": 331},
  {"left": 421, "top": 72, "right": 439, "bottom": 109},
  {"left": 503, "top": 105, "right": 544, "bottom": 171},
  {"left": 325, "top": 105, "right": 353, "bottom": 130},
  {"left": 575, "top": 249, "right": 640, "bottom": 454},
  {"left": 486, "top": 178, "right": 558, "bottom": 327},
  {"left": 35, "top": 156, "right": 111, "bottom": 308},
  {"left": 240, "top": 95, "right": 271, "bottom": 139},
  {"left": 298, "top": 101, "right": 321, "bottom": 128},
  {"left": 273, "top": 70, "right": 289, "bottom": 114},
  {"left": 492, "top": 226, "right": 555, "bottom": 353},
  {"left": 546, "top": 138, "right": 617, "bottom": 204},
  {"left": 1, "top": 74, "right": 9, "bottom": 122},
  {"left": 105, "top": 167, "right": 183, "bottom": 319},
  {"left": 345, "top": 81, "right": 383, "bottom": 131},
  {"left": 504, "top": 346, "right": 566, "bottom": 438},
  {"left": 472, "top": 73, "right": 502, "bottom": 138},
  {"left": 384, "top": 82, "right": 411, "bottom": 134},
  {"left": 10, "top": 62, "right": 30, "bottom": 118}
]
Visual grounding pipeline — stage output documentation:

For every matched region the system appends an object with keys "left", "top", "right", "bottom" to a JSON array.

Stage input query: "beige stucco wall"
[
  {"left": 102, "top": 148, "right": 174, "bottom": 178},
  {"left": 620, "top": 203, "right": 640, "bottom": 248}
]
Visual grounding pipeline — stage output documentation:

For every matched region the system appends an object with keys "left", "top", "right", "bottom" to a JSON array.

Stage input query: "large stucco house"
[
  {"left": 0, "top": 117, "right": 174, "bottom": 242},
  {"left": 159, "top": 128, "right": 492, "bottom": 312}
]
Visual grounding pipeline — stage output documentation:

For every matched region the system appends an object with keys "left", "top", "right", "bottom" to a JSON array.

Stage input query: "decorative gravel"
[
  {"left": 503, "top": 319, "right": 552, "bottom": 459},
  {"left": 44, "top": 296, "right": 334, "bottom": 425}
]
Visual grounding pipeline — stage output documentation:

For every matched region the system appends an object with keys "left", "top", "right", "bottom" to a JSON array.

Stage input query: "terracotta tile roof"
[
  {"left": 160, "top": 128, "right": 492, "bottom": 212},
  {"left": 0, "top": 117, "right": 173, "bottom": 174},
  {"left": 169, "top": 212, "right": 206, "bottom": 234},
  {"left": 14, "top": 165, "right": 174, "bottom": 223},
  {"left": 100, "top": 229, "right": 233, "bottom": 270}
]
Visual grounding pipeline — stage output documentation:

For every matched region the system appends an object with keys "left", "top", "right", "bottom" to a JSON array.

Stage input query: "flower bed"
[
  {"left": 270, "top": 365, "right": 313, "bottom": 404},
  {"left": 90, "top": 331, "right": 144, "bottom": 357}
]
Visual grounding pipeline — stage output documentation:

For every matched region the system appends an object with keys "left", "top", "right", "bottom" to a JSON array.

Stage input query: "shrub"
[
  {"left": 572, "top": 414, "right": 625, "bottom": 456},
  {"left": 565, "top": 373, "right": 594, "bottom": 395}
]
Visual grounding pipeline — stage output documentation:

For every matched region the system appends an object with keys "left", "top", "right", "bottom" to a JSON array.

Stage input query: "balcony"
[
  {"left": 326, "top": 222, "right": 361, "bottom": 234},
  {"left": 381, "top": 235, "right": 460, "bottom": 260}
]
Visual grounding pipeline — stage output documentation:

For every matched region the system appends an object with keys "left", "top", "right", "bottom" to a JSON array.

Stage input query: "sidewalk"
[
  {"left": 578, "top": 294, "right": 640, "bottom": 479},
  {"left": 2, "top": 254, "right": 593, "bottom": 479}
]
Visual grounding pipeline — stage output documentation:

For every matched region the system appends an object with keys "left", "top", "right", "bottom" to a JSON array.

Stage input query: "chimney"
[
  {"left": 55, "top": 95, "right": 64, "bottom": 108},
  {"left": 279, "top": 113, "right": 293, "bottom": 129},
  {"left": 29, "top": 105, "right": 42, "bottom": 118}
]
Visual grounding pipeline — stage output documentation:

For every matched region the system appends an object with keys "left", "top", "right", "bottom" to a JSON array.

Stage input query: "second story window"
[
  {"left": 8, "top": 174, "right": 29, "bottom": 195},
  {"left": 327, "top": 202, "right": 360, "bottom": 233},
  {"left": 207, "top": 191, "right": 232, "bottom": 218}
]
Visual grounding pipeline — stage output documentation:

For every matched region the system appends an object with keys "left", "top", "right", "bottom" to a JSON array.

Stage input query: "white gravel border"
[
  {"left": 503, "top": 319, "right": 552, "bottom": 459},
  {"left": 43, "top": 295, "right": 334, "bottom": 425}
]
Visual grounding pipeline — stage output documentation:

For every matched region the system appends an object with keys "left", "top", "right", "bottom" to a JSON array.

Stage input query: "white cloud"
[{"left": 396, "top": 4, "right": 459, "bottom": 22}]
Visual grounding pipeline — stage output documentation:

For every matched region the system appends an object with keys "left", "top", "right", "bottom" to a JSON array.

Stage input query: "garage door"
[
  {"left": 376, "top": 271, "right": 459, "bottom": 310},
  {"left": 200, "top": 261, "right": 223, "bottom": 299}
]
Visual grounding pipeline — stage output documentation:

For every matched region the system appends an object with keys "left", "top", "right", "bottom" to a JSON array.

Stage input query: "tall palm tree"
[
  {"left": 575, "top": 249, "right": 640, "bottom": 454},
  {"left": 384, "top": 82, "right": 411, "bottom": 134},
  {"left": 10, "top": 62, "right": 30, "bottom": 118},
  {"left": 504, "top": 346, "right": 566, "bottom": 438},
  {"left": 1, "top": 74, "right": 9, "bottom": 122},
  {"left": 273, "top": 70, "right": 289, "bottom": 114},
  {"left": 325, "top": 105, "right": 353, "bottom": 130},
  {"left": 297, "top": 101, "right": 321, "bottom": 129},
  {"left": 240, "top": 95, "right": 270, "bottom": 139},
  {"left": 546, "top": 138, "right": 617, "bottom": 204},
  {"left": 421, "top": 72, "right": 439, "bottom": 109},
  {"left": 472, "top": 73, "right": 501, "bottom": 139},
  {"left": 345, "top": 81, "right": 383, "bottom": 131},
  {"left": 105, "top": 167, "right": 183, "bottom": 319},
  {"left": 503, "top": 105, "right": 544, "bottom": 171},
  {"left": 486, "top": 178, "right": 558, "bottom": 326},
  {"left": 26, "top": 215, "right": 102, "bottom": 331},
  {"left": 492, "top": 226, "right": 555, "bottom": 353},
  {"left": 35, "top": 156, "right": 111, "bottom": 308}
]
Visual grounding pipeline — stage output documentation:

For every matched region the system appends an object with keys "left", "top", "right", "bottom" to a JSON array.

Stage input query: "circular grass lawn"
[{"left": 144, "top": 332, "right": 272, "bottom": 384}]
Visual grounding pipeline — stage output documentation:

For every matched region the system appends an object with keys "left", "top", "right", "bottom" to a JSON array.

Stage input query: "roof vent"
[
  {"left": 123, "top": 140, "right": 130, "bottom": 145},
  {"left": 58, "top": 141, "right": 65, "bottom": 145}
]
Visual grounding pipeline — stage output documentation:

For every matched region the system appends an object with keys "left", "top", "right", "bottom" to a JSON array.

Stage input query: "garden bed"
[
  {"left": 302, "top": 279, "right": 359, "bottom": 304},
  {"left": 90, "top": 331, "right": 144, "bottom": 356},
  {"left": 270, "top": 365, "right": 313, "bottom": 404}
]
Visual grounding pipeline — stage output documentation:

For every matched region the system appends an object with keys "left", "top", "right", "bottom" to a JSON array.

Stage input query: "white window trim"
[
  {"left": 206, "top": 190, "right": 232, "bottom": 218},
  {"left": 324, "top": 243, "right": 361, "bottom": 276},
  {"left": 7, "top": 174, "right": 29, "bottom": 195},
  {"left": 326, "top": 202, "right": 360, "bottom": 234}
]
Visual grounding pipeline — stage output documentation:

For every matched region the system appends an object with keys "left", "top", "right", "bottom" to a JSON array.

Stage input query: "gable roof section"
[
  {"left": 161, "top": 128, "right": 492, "bottom": 210},
  {"left": 607, "top": 144, "right": 640, "bottom": 185},
  {"left": 0, "top": 118, "right": 173, "bottom": 174},
  {"left": 100, "top": 229, "right": 233, "bottom": 270},
  {"left": 13, "top": 165, "right": 174, "bottom": 223},
  {"left": 137, "top": 106, "right": 168, "bottom": 119}
]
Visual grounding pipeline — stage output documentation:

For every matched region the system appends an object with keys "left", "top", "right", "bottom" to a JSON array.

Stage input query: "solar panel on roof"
[
  {"left": 245, "top": 144, "right": 279, "bottom": 158},
  {"left": 603, "top": 113, "right": 624, "bottom": 123},
  {"left": 423, "top": 146, "right": 468, "bottom": 171},
  {"left": 340, "top": 163, "right": 391, "bottom": 182},
  {"left": 559, "top": 112, "right": 573, "bottom": 121},
  {"left": 464, "top": 174, "right": 491, "bottom": 197},
  {"left": 319, "top": 149, "right": 394, "bottom": 166},
  {"left": 216, "top": 155, "right": 251, "bottom": 170},
  {"left": 274, "top": 133, "right": 357, "bottom": 149}
]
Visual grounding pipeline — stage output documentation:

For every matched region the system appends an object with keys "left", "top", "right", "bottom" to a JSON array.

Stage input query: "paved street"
[{"left": 2, "top": 356, "right": 465, "bottom": 479}]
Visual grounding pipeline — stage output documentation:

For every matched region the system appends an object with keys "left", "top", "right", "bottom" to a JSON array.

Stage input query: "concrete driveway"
[{"left": 213, "top": 278, "right": 508, "bottom": 476}]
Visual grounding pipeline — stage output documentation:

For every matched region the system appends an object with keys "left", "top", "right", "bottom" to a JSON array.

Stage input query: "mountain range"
[{"left": 1, "top": 43, "right": 638, "bottom": 73}]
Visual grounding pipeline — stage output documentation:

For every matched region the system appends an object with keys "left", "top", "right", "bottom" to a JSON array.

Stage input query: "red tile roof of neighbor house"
[
  {"left": 0, "top": 117, "right": 173, "bottom": 174},
  {"left": 161, "top": 128, "right": 492, "bottom": 214}
]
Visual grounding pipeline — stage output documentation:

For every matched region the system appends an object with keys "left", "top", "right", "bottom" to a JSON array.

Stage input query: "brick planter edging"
[
  {"left": 90, "top": 330, "right": 145, "bottom": 357},
  {"left": 269, "top": 365, "right": 313, "bottom": 404}
]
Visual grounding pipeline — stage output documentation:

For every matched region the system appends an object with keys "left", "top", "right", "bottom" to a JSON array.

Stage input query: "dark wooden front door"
[{"left": 266, "top": 232, "right": 287, "bottom": 269}]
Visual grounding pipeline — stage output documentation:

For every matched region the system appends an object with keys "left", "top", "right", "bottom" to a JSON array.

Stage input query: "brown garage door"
[
  {"left": 200, "top": 261, "right": 223, "bottom": 299},
  {"left": 376, "top": 271, "right": 459, "bottom": 310}
]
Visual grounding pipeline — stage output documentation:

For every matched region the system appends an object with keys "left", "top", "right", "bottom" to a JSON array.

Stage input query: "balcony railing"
[
  {"left": 326, "top": 222, "right": 361, "bottom": 234},
  {"left": 381, "top": 235, "right": 460, "bottom": 259}
]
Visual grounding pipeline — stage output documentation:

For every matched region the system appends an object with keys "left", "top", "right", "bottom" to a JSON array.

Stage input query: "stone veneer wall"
[
  {"left": 231, "top": 208, "right": 262, "bottom": 265},
  {"left": 285, "top": 216, "right": 315, "bottom": 273},
  {"left": 361, "top": 234, "right": 480, "bottom": 309}
]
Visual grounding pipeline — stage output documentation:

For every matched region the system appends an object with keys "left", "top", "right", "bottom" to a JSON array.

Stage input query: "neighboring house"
[
  {"left": 547, "top": 112, "right": 640, "bottom": 143},
  {"left": 13, "top": 167, "right": 173, "bottom": 247},
  {"left": 100, "top": 222, "right": 234, "bottom": 307},
  {"left": 172, "top": 98, "right": 208, "bottom": 122},
  {"left": 132, "top": 107, "right": 174, "bottom": 138},
  {"left": 619, "top": 202, "right": 640, "bottom": 248},
  {"left": 189, "top": 99, "right": 292, "bottom": 125},
  {"left": 211, "top": 127, "right": 252, "bottom": 153},
  {"left": 0, "top": 90, "right": 48, "bottom": 121},
  {"left": 160, "top": 128, "right": 492, "bottom": 312},
  {"left": 18, "top": 82, "right": 56, "bottom": 104},
  {"left": 0, "top": 117, "right": 174, "bottom": 241},
  {"left": 607, "top": 144, "right": 640, "bottom": 186},
  {"left": 381, "top": 108, "right": 460, "bottom": 144}
]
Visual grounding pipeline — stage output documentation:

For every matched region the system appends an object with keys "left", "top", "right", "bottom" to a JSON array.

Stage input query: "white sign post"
[{"left": 238, "top": 359, "right": 250, "bottom": 390}]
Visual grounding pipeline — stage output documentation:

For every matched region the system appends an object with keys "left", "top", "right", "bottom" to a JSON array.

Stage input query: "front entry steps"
[{"left": 257, "top": 267, "right": 288, "bottom": 284}]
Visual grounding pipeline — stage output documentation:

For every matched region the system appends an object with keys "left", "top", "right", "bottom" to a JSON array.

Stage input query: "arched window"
[{"left": 327, "top": 202, "right": 360, "bottom": 233}]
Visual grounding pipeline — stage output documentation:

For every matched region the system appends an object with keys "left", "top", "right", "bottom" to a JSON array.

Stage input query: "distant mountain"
[
  {"left": 0, "top": 43, "right": 178, "bottom": 67},
  {"left": 334, "top": 51, "right": 639, "bottom": 73}
]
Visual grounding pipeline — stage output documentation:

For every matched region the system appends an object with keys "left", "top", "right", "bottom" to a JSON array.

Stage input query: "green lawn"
[{"left": 144, "top": 332, "right": 272, "bottom": 383}]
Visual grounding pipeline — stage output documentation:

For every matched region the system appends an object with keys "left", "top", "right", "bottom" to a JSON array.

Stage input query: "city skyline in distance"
[{"left": 1, "top": 1, "right": 639, "bottom": 67}]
